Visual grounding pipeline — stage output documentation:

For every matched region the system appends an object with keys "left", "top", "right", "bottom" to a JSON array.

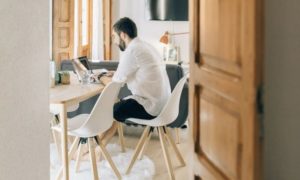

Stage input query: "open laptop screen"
[
  {"left": 71, "top": 57, "right": 90, "bottom": 82},
  {"left": 78, "top": 56, "right": 93, "bottom": 72}
]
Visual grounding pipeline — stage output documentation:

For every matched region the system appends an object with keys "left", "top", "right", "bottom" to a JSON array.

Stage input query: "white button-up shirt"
[{"left": 112, "top": 38, "right": 171, "bottom": 116}]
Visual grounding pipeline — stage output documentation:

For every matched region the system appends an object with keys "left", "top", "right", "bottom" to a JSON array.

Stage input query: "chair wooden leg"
[
  {"left": 158, "top": 127, "right": 175, "bottom": 180},
  {"left": 75, "top": 141, "right": 84, "bottom": 173},
  {"left": 51, "top": 115, "right": 61, "bottom": 162},
  {"left": 175, "top": 128, "right": 180, "bottom": 144},
  {"left": 56, "top": 137, "right": 80, "bottom": 180},
  {"left": 96, "top": 136, "right": 122, "bottom": 180},
  {"left": 88, "top": 138, "right": 99, "bottom": 180},
  {"left": 117, "top": 122, "right": 126, "bottom": 152},
  {"left": 68, "top": 136, "right": 77, "bottom": 147},
  {"left": 126, "top": 126, "right": 150, "bottom": 175},
  {"left": 99, "top": 121, "right": 118, "bottom": 146},
  {"left": 165, "top": 127, "right": 186, "bottom": 167},
  {"left": 138, "top": 131, "right": 152, "bottom": 160},
  {"left": 93, "top": 122, "right": 118, "bottom": 162},
  {"left": 52, "top": 129, "right": 62, "bottom": 162}
]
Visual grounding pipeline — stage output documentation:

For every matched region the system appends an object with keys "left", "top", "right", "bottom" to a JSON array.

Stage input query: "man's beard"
[{"left": 118, "top": 39, "right": 126, "bottom": 51}]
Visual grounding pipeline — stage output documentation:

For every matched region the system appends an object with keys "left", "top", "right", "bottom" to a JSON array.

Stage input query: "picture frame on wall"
[{"left": 163, "top": 45, "right": 180, "bottom": 64}]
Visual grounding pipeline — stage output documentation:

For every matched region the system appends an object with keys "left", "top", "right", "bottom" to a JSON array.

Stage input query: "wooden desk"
[{"left": 50, "top": 74, "right": 110, "bottom": 180}]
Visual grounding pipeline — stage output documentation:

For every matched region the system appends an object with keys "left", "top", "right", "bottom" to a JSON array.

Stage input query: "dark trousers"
[{"left": 113, "top": 99, "right": 156, "bottom": 123}]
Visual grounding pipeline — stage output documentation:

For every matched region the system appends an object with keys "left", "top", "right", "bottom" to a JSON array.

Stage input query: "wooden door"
[
  {"left": 103, "top": 0, "right": 112, "bottom": 60},
  {"left": 52, "top": 0, "right": 74, "bottom": 66},
  {"left": 189, "top": 0, "right": 263, "bottom": 179},
  {"left": 78, "top": 0, "right": 93, "bottom": 58}
]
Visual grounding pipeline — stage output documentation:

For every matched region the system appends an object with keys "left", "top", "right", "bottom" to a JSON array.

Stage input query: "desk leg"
[{"left": 59, "top": 104, "right": 69, "bottom": 180}]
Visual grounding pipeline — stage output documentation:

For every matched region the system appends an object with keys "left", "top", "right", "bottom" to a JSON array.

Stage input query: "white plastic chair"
[
  {"left": 50, "top": 103, "right": 81, "bottom": 163},
  {"left": 50, "top": 103, "right": 80, "bottom": 115},
  {"left": 49, "top": 104, "right": 84, "bottom": 132},
  {"left": 125, "top": 76, "right": 187, "bottom": 180},
  {"left": 53, "top": 81, "right": 123, "bottom": 180}
]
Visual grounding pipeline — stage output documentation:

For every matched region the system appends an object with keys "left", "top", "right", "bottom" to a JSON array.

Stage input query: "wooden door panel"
[
  {"left": 199, "top": 93, "right": 241, "bottom": 179},
  {"left": 59, "top": 27, "right": 70, "bottom": 48},
  {"left": 59, "top": 0, "right": 70, "bottom": 21},
  {"left": 193, "top": 84, "right": 242, "bottom": 180},
  {"left": 53, "top": 0, "right": 74, "bottom": 66},
  {"left": 198, "top": 67, "right": 241, "bottom": 102},
  {"left": 190, "top": 0, "right": 263, "bottom": 179},
  {"left": 200, "top": 0, "right": 241, "bottom": 63},
  {"left": 58, "top": 52, "right": 70, "bottom": 61},
  {"left": 201, "top": 56, "right": 242, "bottom": 77}
]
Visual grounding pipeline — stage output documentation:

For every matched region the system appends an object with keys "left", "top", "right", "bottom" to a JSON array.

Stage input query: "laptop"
[
  {"left": 71, "top": 56, "right": 92, "bottom": 82},
  {"left": 78, "top": 56, "right": 93, "bottom": 73}
]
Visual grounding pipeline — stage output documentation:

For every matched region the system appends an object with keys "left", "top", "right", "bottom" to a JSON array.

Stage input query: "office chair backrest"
[
  {"left": 157, "top": 76, "right": 187, "bottom": 126},
  {"left": 77, "top": 81, "right": 123, "bottom": 137}
]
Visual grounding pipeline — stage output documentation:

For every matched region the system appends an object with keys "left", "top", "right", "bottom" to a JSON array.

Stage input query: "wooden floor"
[{"left": 115, "top": 126, "right": 190, "bottom": 180}]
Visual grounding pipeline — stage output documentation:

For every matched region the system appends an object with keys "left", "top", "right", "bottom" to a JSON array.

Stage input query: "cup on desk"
[{"left": 58, "top": 71, "right": 70, "bottom": 85}]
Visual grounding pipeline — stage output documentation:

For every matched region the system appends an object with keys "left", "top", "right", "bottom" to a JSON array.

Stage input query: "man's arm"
[{"left": 112, "top": 51, "right": 138, "bottom": 83}]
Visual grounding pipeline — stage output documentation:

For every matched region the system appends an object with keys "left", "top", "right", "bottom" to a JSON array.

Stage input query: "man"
[{"left": 111, "top": 17, "right": 171, "bottom": 122}]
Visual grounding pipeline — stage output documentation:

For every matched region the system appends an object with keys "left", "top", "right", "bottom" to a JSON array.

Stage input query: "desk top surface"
[{"left": 50, "top": 71, "right": 111, "bottom": 104}]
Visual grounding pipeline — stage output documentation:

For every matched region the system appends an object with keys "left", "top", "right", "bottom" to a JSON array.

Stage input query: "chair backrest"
[
  {"left": 76, "top": 81, "right": 123, "bottom": 137},
  {"left": 157, "top": 76, "right": 187, "bottom": 126}
]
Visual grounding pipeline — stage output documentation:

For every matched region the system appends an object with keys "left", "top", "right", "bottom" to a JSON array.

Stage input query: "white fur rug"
[{"left": 50, "top": 143, "right": 155, "bottom": 180}]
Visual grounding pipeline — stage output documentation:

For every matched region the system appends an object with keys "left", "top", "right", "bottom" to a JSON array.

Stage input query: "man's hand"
[
  {"left": 99, "top": 71, "right": 114, "bottom": 85},
  {"left": 105, "top": 71, "right": 114, "bottom": 77}
]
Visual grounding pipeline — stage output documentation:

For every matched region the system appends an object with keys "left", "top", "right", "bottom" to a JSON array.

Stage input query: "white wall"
[
  {"left": 115, "top": 0, "right": 189, "bottom": 63},
  {"left": 0, "top": 0, "right": 49, "bottom": 179},
  {"left": 264, "top": 0, "right": 300, "bottom": 179}
]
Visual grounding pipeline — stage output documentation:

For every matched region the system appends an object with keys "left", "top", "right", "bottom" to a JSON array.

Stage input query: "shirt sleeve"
[{"left": 112, "top": 50, "right": 138, "bottom": 82}]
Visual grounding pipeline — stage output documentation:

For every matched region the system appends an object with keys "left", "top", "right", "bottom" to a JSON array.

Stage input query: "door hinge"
[{"left": 256, "top": 84, "right": 264, "bottom": 140}]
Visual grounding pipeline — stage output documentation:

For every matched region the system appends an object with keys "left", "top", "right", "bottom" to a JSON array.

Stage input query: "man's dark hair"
[{"left": 113, "top": 17, "right": 138, "bottom": 39}]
